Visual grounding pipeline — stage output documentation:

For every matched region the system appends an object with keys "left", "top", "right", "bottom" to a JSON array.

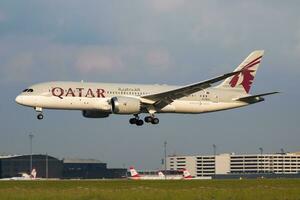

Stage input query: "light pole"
[
  {"left": 213, "top": 144, "right": 216, "bottom": 176},
  {"left": 122, "top": 163, "right": 127, "bottom": 178},
  {"left": 164, "top": 141, "right": 167, "bottom": 179},
  {"left": 259, "top": 147, "right": 263, "bottom": 173},
  {"left": 29, "top": 133, "right": 34, "bottom": 172},
  {"left": 46, "top": 153, "right": 48, "bottom": 179},
  {"left": 281, "top": 148, "right": 284, "bottom": 174}
]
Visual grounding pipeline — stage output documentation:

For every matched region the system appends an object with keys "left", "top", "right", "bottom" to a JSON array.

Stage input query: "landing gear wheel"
[
  {"left": 144, "top": 116, "right": 153, "bottom": 123},
  {"left": 129, "top": 118, "right": 137, "bottom": 124},
  {"left": 37, "top": 113, "right": 44, "bottom": 120},
  {"left": 136, "top": 120, "right": 144, "bottom": 126},
  {"left": 151, "top": 118, "right": 159, "bottom": 124}
]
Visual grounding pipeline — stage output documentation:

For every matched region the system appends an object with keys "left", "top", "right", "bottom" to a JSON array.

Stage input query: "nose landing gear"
[
  {"left": 37, "top": 113, "right": 44, "bottom": 120},
  {"left": 35, "top": 107, "right": 44, "bottom": 120}
]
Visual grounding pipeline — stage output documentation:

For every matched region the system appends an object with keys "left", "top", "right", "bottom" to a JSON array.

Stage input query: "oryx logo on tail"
[
  {"left": 229, "top": 56, "right": 262, "bottom": 93},
  {"left": 217, "top": 50, "right": 264, "bottom": 94}
]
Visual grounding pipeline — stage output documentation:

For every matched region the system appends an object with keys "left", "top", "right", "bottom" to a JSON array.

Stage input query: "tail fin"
[
  {"left": 129, "top": 167, "right": 140, "bottom": 178},
  {"left": 183, "top": 169, "right": 193, "bottom": 179},
  {"left": 30, "top": 169, "right": 37, "bottom": 179},
  {"left": 158, "top": 171, "right": 165, "bottom": 178},
  {"left": 217, "top": 50, "right": 264, "bottom": 94}
]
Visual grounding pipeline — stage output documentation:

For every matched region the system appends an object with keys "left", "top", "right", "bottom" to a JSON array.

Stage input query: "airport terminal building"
[{"left": 167, "top": 152, "right": 300, "bottom": 177}]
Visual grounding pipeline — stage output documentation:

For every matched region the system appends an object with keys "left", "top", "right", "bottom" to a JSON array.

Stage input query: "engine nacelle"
[
  {"left": 82, "top": 110, "right": 110, "bottom": 118},
  {"left": 111, "top": 97, "right": 141, "bottom": 114}
]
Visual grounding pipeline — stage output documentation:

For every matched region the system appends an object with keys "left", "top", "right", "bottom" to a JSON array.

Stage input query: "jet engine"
[
  {"left": 82, "top": 110, "right": 110, "bottom": 118},
  {"left": 111, "top": 97, "right": 141, "bottom": 114}
]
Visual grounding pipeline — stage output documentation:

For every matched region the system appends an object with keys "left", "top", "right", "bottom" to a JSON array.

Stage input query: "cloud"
[
  {"left": 145, "top": 48, "right": 172, "bottom": 70},
  {"left": 75, "top": 46, "right": 123, "bottom": 74},
  {"left": 0, "top": 36, "right": 79, "bottom": 83},
  {"left": 0, "top": 0, "right": 299, "bottom": 84},
  {"left": 2, "top": 52, "right": 34, "bottom": 82},
  {"left": 0, "top": 35, "right": 174, "bottom": 83}
]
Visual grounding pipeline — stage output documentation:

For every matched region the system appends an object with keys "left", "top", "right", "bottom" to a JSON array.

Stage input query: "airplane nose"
[
  {"left": 15, "top": 95, "right": 35, "bottom": 107},
  {"left": 15, "top": 95, "right": 23, "bottom": 105}
]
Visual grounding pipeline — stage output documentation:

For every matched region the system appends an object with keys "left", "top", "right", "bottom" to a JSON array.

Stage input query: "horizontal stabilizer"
[{"left": 234, "top": 92, "right": 279, "bottom": 102}]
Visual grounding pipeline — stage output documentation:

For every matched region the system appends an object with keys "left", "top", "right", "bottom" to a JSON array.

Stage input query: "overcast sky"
[{"left": 0, "top": 0, "right": 299, "bottom": 170}]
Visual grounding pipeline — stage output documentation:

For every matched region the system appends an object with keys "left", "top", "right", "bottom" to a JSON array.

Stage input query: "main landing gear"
[
  {"left": 129, "top": 114, "right": 159, "bottom": 126},
  {"left": 35, "top": 107, "right": 44, "bottom": 120},
  {"left": 144, "top": 116, "right": 159, "bottom": 124},
  {"left": 129, "top": 114, "right": 144, "bottom": 126}
]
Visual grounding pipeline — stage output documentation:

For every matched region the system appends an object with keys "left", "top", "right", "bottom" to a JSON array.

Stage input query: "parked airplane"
[
  {"left": 0, "top": 169, "right": 37, "bottom": 180},
  {"left": 182, "top": 169, "right": 211, "bottom": 180},
  {"left": 128, "top": 167, "right": 165, "bottom": 180},
  {"left": 129, "top": 167, "right": 182, "bottom": 180},
  {"left": 15, "top": 50, "right": 277, "bottom": 125}
]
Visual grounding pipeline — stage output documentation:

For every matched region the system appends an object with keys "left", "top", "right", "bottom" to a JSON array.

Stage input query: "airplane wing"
[{"left": 141, "top": 71, "right": 241, "bottom": 110}]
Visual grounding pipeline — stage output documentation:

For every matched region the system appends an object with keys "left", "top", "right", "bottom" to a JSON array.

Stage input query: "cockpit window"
[{"left": 22, "top": 89, "right": 34, "bottom": 93}]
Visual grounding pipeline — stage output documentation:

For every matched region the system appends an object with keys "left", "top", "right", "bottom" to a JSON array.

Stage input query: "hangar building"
[
  {"left": 63, "top": 158, "right": 126, "bottom": 179},
  {"left": 0, "top": 154, "right": 62, "bottom": 178},
  {"left": 0, "top": 154, "right": 126, "bottom": 179}
]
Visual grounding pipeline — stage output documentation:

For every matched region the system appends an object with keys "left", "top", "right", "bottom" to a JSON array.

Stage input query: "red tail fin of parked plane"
[
  {"left": 129, "top": 167, "right": 140, "bottom": 179},
  {"left": 182, "top": 169, "right": 193, "bottom": 179}
]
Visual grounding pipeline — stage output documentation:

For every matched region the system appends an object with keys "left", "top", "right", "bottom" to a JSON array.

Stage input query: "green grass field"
[{"left": 0, "top": 179, "right": 300, "bottom": 200}]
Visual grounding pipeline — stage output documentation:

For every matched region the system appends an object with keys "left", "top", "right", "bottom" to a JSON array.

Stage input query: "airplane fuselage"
[{"left": 16, "top": 81, "right": 249, "bottom": 114}]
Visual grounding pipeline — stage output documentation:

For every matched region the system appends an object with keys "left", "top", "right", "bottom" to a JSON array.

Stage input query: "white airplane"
[
  {"left": 128, "top": 167, "right": 165, "bottom": 180},
  {"left": 129, "top": 167, "right": 183, "bottom": 180},
  {"left": 182, "top": 169, "right": 211, "bottom": 180},
  {"left": 15, "top": 50, "right": 278, "bottom": 125},
  {"left": 0, "top": 169, "right": 37, "bottom": 181}
]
